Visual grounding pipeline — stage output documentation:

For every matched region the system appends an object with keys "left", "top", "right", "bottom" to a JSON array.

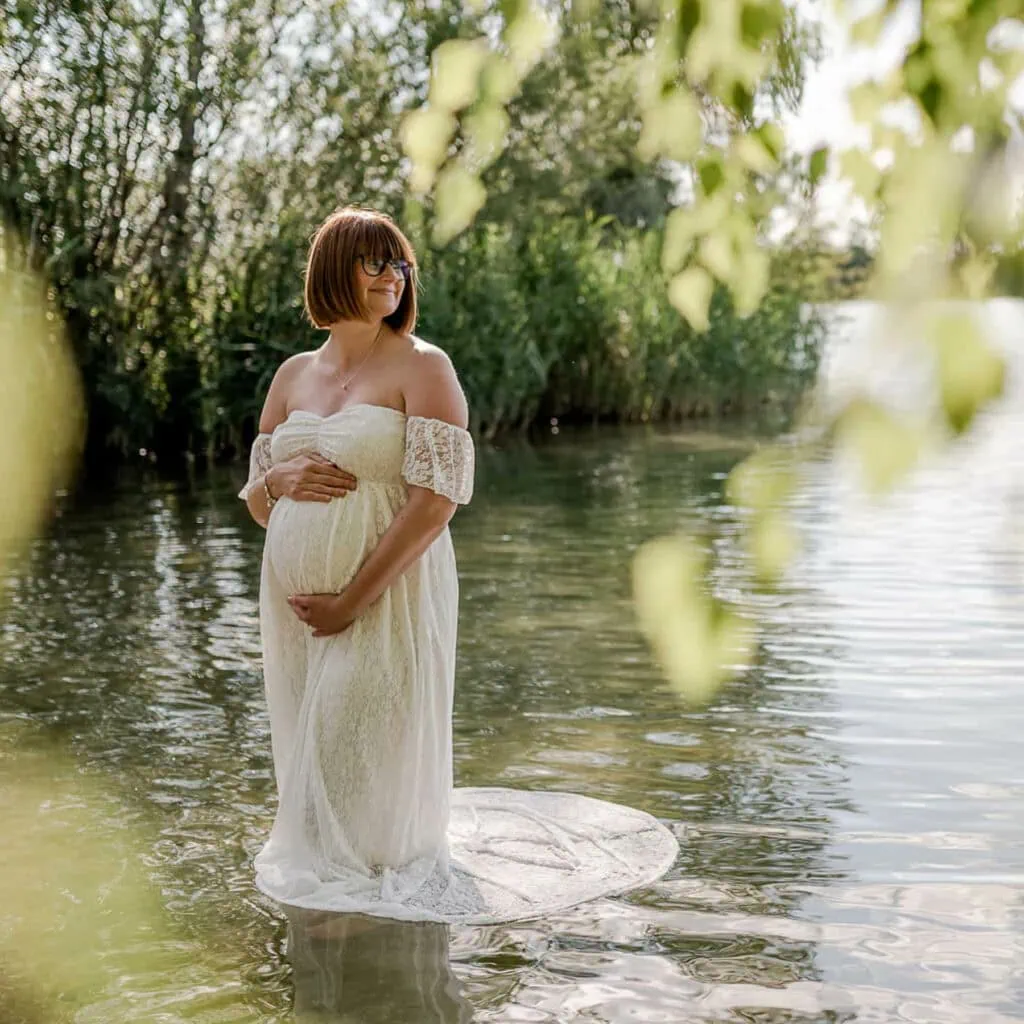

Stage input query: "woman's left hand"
[{"left": 287, "top": 592, "right": 356, "bottom": 637}]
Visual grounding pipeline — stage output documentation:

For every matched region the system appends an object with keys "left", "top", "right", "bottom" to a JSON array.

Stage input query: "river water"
[{"left": 1, "top": 302, "right": 1023, "bottom": 1022}]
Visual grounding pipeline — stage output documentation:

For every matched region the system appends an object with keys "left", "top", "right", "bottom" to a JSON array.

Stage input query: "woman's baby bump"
[
  {"left": 267, "top": 492, "right": 383, "bottom": 594},
  {"left": 265, "top": 423, "right": 407, "bottom": 593}
]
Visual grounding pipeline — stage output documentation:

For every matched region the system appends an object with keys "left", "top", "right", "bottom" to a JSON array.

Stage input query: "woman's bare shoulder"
[
  {"left": 406, "top": 334, "right": 445, "bottom": 354},
  {"left": 276, "top": 349, "right": 319, "bottom": 378},
  {"left": 396, "top": 334, "right": 454, "bottom": 369},
  {"left": 258, "top": 350, "right": 318, "bottom": 433},
  {"left": 396, "top": 334, "right": 467, "bottom": 426}
]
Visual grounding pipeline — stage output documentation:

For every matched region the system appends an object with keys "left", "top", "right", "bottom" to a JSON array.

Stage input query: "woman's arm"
[
  {"left": 242, "top": 354, "right": 356, "bottom": 528},
  {"left": 243, "top": 356, "right": 297, "bottom": 527},
  {"left": 288, "top": 346, "right": 469, "bottom": 637},
  {"left": 245, "top": 465, "right": 277, "bottom": 529},
  {"left": 290, "top": 486, "right": 455, "bottom": 635}
]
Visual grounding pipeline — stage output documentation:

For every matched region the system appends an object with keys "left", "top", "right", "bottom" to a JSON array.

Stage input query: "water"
[{"left": 2, "top": 303, "right": 1023, "bottom": 1022}]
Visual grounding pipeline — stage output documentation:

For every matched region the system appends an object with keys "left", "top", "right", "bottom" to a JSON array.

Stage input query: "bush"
[{"left": 71, "top": 215, "right": 829, "bottom": 459}]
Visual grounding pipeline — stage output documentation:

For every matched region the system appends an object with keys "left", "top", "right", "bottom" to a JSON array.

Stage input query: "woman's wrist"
[
  {"left": 264, "top": 467, "right": 279, "bottom": 508},
  {"left": 332, "top": 589, "right": 360, "bottom": 625}
]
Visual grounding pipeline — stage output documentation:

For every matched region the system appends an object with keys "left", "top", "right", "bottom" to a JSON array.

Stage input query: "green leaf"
[
  {"left": 930, "top": 313, "right": 1007, "bottom": 435},
  {"left": 464, "top": 104, "right": 510, "bottom": 170},
  {"left": 677, "top": 0, "right": 702, "bottom": 53},
  {"left": 727, "top": 449, "right": 798, "bottom": 511},
  {"left": 431, "top": 39, "right": 489, "bottom": 113},
  {"left": 740, "top": 1, "right": 784, "bottom": 47},
  {"left": 697, "top": 158, "right": 725, "bottom": 196},
  {"left": 809, "top": 145, "right": 829, "bottom": 186},
  {"left": 730, "top": 82, "right": 755, "bottom": 120},
  {"left": 834, "top": 398, "right": 926, "bottom": 496},
  {"left": 401, "top": 107, "right": 458, "bottom": 192},
  {"left": 433, "top": 165, "right": 488, "bottom": 244},
  {"left": 638, "top": 89, "right": 703, "bottom": 162},
  {"left": 755, "top": 122, "right": 785, "bottom": 163},
  {"left": 668, "top": 266, "right": 714, "bottom": 331},
  {"left": 918, "top": 79, "right": 944, "bottom": 125},
  {"left": 481, "top": 56, "right": 520, "bottom": 104},
  {"left": 849, "top": 9, "right": 888, "bottom": 45},
  {"left": 661, "top": 208, "right": 697, "bottom": 275},
  {"left": 748, "top": 509, "right": 799, "bottom": 585},
  {"left": 632, "top": 534, "right": 755, "bottom": 704}
]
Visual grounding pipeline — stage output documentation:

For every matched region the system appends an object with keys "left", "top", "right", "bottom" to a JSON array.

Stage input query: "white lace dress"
[{"left": 240, "top": 403, "right": 677, "bottom": 924}]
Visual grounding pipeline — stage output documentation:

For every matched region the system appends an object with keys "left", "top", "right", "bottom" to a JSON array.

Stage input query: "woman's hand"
[
  {"left": 267, "top": 453, "right": 357, "bottom": 503},
  {"left": 287, "top": 592, "right": 356, "bottom": 638}
]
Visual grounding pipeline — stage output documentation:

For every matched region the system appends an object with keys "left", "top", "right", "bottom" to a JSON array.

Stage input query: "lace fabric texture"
[
  {"left": 401, "top": 415, "right": 474, "bottom": 504},
  {"left": 238, "top": 432, "right": 273, "bottom": 501},
  {"left": 242, "top": 403, "right": 677, "bottom": 923}
]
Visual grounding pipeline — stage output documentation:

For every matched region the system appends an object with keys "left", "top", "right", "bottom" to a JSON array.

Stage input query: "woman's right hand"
[{"left": 266, "top": 453, "right": 358, "bottom": 503}]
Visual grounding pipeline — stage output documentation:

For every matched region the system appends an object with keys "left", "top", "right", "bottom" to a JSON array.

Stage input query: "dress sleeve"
[
  {"left": 401, "top": 416, "right": 475, "bottom": 505},
  {"left": 238, "top": 433, "right": 274, "bottom": 501}
]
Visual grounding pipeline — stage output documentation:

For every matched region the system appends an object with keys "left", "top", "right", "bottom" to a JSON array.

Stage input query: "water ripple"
[{"left": 2, "top": 305, "right": 1023, "bottom": 1021}]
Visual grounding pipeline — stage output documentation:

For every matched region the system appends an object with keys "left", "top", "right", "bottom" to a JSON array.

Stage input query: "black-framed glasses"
[{"left": 358, "top": 255, "right": 411, "bottom": 277}]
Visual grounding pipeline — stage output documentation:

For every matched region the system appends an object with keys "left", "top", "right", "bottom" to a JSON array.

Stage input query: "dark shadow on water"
[{"left": 284, "top": 908, "right": 473, "bottom": 1024}]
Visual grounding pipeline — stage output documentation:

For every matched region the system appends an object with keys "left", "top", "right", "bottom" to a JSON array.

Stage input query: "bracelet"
[{"left": 264, "top": 471, "right": 278, "bottom": 511}]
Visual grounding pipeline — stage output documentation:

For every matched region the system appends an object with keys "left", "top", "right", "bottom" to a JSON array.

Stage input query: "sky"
[
  {"left": 784, "top": 0, "right": 920, "bottom": 155},
  {"left": 780, "top": 0, "right": 1024, "bottom": 239}
]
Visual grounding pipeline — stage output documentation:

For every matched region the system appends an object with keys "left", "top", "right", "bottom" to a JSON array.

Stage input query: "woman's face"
[{"left": 354, "top": 255, "right": 407, "bottom": 321}]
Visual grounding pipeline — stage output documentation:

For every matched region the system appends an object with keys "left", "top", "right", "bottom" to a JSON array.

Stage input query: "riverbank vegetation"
[
  {"left": 211, "top": 217, "right": 829, "bottom": 449},
  {"left": 1, "top": 0, "right": 830, "bottom": 465}
]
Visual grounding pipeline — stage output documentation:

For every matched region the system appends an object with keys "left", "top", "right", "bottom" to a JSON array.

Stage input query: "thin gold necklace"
[{"left": 335, "top": 323, "right": 385, "bottom": 391}]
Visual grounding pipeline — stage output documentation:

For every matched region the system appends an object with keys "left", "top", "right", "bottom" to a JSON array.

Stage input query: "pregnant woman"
[{"left": 239, "top": 207, "right": 676, "bottom": 924}]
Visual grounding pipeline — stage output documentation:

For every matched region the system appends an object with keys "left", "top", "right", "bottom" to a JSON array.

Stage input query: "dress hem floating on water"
[{"left": 254, "top": 786, "right": 679, "bottom": 926}]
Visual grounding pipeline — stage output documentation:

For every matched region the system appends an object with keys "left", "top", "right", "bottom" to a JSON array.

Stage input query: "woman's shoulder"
[
  {"left": 268, "top": 349, "right": 323, "bottom": 395},
  {"left": 275, "top": 349, "right": 318, "bottom": 377},
  {"left": 394, "top": 334, "right": 467, "bottom": 426},
  {"left": 258, "top": 351, "right": 318, "bottom": 433},
  {"left": 393, "top": 333, "right": 455, "bottom": 371}
]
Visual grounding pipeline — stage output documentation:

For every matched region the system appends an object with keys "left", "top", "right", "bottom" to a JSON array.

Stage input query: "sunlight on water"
[{"left": 1, "top": 301, "right": 1022, "bottom": 1022}]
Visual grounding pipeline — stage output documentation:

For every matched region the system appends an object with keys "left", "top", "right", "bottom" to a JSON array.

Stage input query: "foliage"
[
  {"left": 401, "top": 0, "right": 1024, "bottom": 699},
  {"left": 412, "top": 0, "right": 1021, "bottom": 319},
  {"left": 421, "top": 218, "right": 826, "bottom": 436},
  {"left": 0, "top": 0, "right": 324, "bottom": 455},
  {"left": 0, "top": 0, "right": 821, "bottom": 464},
  {"left": 0, "top": 229, "right": 81, "bottom": 572},
  {"left": 203, "top": 215, "right": 824, "bottom": 449},
  {"left": 993, "top": 246, "right": 1024, "bottom": 297}
]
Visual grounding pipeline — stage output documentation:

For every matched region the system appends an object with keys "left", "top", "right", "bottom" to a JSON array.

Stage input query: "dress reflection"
[{"left": 285, "top": 907, "right": 473, "bottom": 1023}]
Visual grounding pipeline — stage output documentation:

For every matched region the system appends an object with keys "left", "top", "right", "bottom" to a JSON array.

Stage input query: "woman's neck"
[{"left": 323, "top": 319, "right": 384, "bottom": 373}]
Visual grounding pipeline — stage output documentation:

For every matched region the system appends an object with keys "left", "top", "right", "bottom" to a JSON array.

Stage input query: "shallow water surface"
[{"left": 2, "top": 304, "right": 1023, "bottom": 1022}]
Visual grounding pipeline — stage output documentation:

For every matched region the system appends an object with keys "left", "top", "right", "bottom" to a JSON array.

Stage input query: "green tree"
[{"left": 0, "top": 0, "right": 318, "bottom": 456}]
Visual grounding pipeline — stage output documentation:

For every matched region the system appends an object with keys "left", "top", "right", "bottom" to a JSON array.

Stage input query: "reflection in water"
[
  {"left": 284, "top": 910, "right": 472, "bottom": 1024},
  {"left": 0, "top": 303, "right": 1023, "bottom": 1021}
]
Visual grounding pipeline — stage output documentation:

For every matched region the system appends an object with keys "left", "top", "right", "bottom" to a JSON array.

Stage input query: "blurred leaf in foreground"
[
  {"left": 0, "top": 728, "right": 176, "bottom": 1021},
  {"left": 0, "top": 228, "right": 164, "bottom": 1020},
  {"left": 668, "top": 267, "right": 714, "bottom": 331},
  {"left": 0, "top": 224, "right": 83, "bottom": 575},
  {"left": 928, "top": 310, "right": 1007, "bottom": 436},
  {"left": 434, "top": 166, "right": 488, "bottom": 245},
  {"left": 727, "top": 449, "right": 801, "bottom": 584},
  {"left": 632, "top": 534, "right": 755, "bottom": 704},
  {"left": 833, "top": 396, "right": 931, "bottom": 498},
  {"left": 431, "top": 38, "right": 490, "bottom": 112}
]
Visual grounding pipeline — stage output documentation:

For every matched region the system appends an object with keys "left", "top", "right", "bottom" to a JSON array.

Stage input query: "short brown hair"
[{"left": 303, "top": 207, "right": 418, "bottom": 334}]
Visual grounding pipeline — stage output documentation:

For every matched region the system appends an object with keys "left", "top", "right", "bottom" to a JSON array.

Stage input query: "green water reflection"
[{"left": 2, "top": 401, "right": 1023, "bottom": 1022}]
